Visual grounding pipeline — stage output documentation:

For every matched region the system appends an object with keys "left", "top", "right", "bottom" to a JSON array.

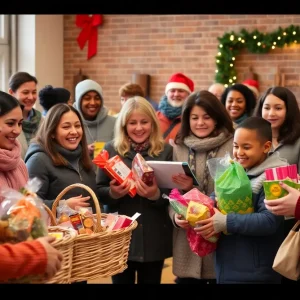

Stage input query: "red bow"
[{"left": 76, "top": 14, "right": 103, "bottom": 60}]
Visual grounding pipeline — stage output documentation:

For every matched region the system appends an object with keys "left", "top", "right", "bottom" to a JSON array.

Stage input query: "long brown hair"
[
  {"left": 253, "top": 86, "right": 300, "bottom": 145},
  {"left": 176, "top": 90, "right": 234, "bottom": 144},
  {"left": 32, "top": 103, "right": 92, "bottom": 169}
]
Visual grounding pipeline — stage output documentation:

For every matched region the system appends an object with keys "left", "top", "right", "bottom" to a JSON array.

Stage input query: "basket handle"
[
  {"left": 43, "top": 204, "right": 57, "bottom": 226},
  {"left": 51, "top": 183, "right": 102, "bottom": 232}
]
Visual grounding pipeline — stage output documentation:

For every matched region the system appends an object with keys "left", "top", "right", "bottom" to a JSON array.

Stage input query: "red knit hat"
[{"left": 165, "top": 73, "right": 194, "bottom": 95}]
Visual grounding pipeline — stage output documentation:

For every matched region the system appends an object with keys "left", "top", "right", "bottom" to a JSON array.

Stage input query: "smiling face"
[
  {"left": 262, "top": 94, "right": 286, "bottom": 131},
  {"left": 54, "top": 111, "right": 83, "bottom": 150},
  {"left": 167, "top": 88, "right": 190, "bottom": 107},
  {"left": 189, "top": 105, "right": 216, "bottom": 138},
  {"left": 9, "top": 81, "right": 37, "bottom": 114},
  {"left": 0, "top": 106, "right": 23, "bottom": 150},
  {"left": 80, "top": 91, "right": 102, "bottom": 120},
  {"left": 126, "top": 110, "right": 152, "bottom": 144},
  {"left": 225, "top": 90, "right": 247, "bottom": 121},
  {"left": 233, "top": 128, "right": 271, "bottom": 170}
]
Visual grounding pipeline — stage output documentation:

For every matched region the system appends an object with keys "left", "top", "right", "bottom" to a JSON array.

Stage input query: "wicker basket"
[
  {"left": 51, "top": 183, "right": 138, "bottom": 283},
  {"left": 42, "top": 204, "right": 78, "bottom": 284}
]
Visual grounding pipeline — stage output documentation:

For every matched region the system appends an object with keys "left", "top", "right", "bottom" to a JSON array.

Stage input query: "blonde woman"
[{"left": 96, "top": 96, "right": 173, "bottom": 284}]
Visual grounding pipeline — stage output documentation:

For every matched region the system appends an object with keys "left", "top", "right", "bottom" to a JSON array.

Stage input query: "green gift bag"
[{"left": 207, "top": 153, "right": 254, "bottom": 215}]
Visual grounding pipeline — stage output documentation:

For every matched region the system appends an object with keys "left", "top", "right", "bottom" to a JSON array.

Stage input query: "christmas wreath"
[{"left": 214, "top": 25, "right": 300, "bottom": 86}]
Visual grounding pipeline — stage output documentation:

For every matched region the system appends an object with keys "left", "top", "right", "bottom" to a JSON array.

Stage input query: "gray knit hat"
[{"left": 75, "top": 79, "right": 103, "bottom": 106}]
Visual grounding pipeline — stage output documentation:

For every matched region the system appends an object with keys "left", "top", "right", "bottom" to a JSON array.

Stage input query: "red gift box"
[
  {"left": 93, "top": 150, "right": 137, "bottom": 197},
  {"left": 132, "top": 153, "right": 154, "bottom": 186}
]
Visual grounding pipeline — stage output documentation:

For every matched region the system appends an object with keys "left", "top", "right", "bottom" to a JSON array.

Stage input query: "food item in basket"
[
  {"left": 76, "top": 207, "right": 96, "bottom": 234},
  {"left": 69, "top": 213, "right": 85, "bottom": 234},
  {"left": 48, "top": 231, "right": 64, "bottom": 239},
  {"left": 93, "top": 150, "right": 136, "bottom": 197},
  {"left": 58, "top": 213, "right": 70, "bottom": 224},
  {"left": 132, "top": 153, "right": 154, "bottom": 186}
]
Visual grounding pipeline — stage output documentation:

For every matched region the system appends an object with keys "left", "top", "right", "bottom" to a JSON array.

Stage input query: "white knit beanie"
[{"left": 75, "top": 79, "right": 103, "bottom": 105}]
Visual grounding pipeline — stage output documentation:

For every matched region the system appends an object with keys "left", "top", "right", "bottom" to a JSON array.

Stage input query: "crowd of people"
[{"left": 0, "top": 70, "right": 299, "bottom": 284}]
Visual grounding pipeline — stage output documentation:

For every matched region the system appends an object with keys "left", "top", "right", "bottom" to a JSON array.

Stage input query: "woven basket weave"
[
  {"left": 50, "top": 183, "right": 138, "bottom": 283},
  {"left": 43, "top": 204, "right": 78, "bottom": 284}
]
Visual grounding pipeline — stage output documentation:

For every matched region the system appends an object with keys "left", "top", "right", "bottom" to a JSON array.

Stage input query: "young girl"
[
  {"left": 171, "top": 90, "right": 234, "bottom": 284},
  {"left": 0, "top": 91, "right": 62, "bottom": 281},
  {"left": 253, "top": 86, "right": 300, "bottom": 284},
  {"left": 96, "top": 96, "right": 173, "bottom": 284},
  {"left": 24, "top": 104, "right": 97, "bottom": 211},
  {"left": 8, "top": 72, "right": 42, "bottom": 159},
  {"left": 221, "top": 83, "right": 256, "bottom": 126}
]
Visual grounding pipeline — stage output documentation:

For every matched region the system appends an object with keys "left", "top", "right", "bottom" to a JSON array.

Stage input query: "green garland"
[{"left": 215, "top": 25, "right": 300, "bottom": 86}]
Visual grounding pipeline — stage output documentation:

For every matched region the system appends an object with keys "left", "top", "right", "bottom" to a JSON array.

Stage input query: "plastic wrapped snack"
[{"left": 0, "top": 178, "right": 48, "bottom": 244}]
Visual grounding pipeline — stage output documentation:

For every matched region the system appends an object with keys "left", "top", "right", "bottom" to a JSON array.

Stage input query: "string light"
[{"left": 215, "top": 25, "right": 300, "bottom": 86}]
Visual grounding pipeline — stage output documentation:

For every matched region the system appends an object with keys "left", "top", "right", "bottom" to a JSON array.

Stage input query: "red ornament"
[{"left": 76, "top": 15, "right": 103, "bottom": 60}]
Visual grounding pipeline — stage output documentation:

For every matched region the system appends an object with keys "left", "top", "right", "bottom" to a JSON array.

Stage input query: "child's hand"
[
  {"left": 136, "top": 177, "right": 159, "bottom": 199},
  {"left": 109, "top": 179, "right": 131, "bottom": 199},
  {"left": 172, "top": 173, "right": 193, "bottom": 191},
  {"left": 174, "top": 213, "right": 189, "bottom": 229},
  {"left": 195, "top": 208, "right": 227, "bottom": 239}
]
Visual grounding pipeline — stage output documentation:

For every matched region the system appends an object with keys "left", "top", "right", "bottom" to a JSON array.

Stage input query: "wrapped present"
[
  {"left": 207, "top": 154, "right": 254, "bottom": 215},
  {"left": 186, "top": 201, "right": 210, "bottom": 227},
  {"left": 132, "top": 153, "right": 154, "bottom": 186},
  {"left": 263, "top": 180, "right": 300, "bottom": 200},
  {"left": 93, "top": 150, "right": 137, "bottom": 197},
  {"left": 164, "top": 188, "right": 219, "bottom": 256},
  {"left": 265, "top": 165, "right": 298, "bottom": 183},
  {"left": 0, "top": 178, "right": 48, "bottom": 244}
]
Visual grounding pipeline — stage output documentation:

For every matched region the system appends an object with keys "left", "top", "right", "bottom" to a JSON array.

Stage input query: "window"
[{"left": 0, "top": 15, "right": 14, "bottom": 92}]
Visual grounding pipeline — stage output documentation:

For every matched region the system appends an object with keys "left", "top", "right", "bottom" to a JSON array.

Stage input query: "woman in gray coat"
[{"left": 24, "top": 103, "right": 98, "bottom": 211}]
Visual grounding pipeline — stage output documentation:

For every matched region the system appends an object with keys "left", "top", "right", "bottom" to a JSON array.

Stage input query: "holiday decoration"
[
  {"left": 76, "top": 15, "right": 103, "bottom": 60},
  {"left": 214, "top": 25, "right": 300, "bottom": 87}
]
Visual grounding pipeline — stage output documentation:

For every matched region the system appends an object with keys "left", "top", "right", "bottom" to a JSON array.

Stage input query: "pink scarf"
[{"left": 0, "top": 140, "right": 28, "bottom": 199}]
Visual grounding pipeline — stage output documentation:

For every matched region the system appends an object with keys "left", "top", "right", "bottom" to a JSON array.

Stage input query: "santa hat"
[
  {"left": 165, "top": 73, "right": 194, "bottom": 95},
  {"left": 242, "top": 79, "right": 259, "bottom": 98}
]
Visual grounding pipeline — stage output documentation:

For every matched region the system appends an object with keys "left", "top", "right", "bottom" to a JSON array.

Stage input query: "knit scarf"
[
  {"left": 128, "top": 137, "right": 150, "bottom": 153},
  {"left": 233, "top": 113, "right": 248, "bottom": 125},
  {"left": 54, "top": 143, "right": 82, "bottom": 168},
  {"left": 0, "top": 140, "right": 28, "bottom": 194},
  {"left": 158, "top": 95, "right": 182, "bottom": 120},
  {"left": 22, "top": 108, "right": 42, "bottom": 145},
  {"left": 183, "top": 130, "right": 233, "bottom": 195}
]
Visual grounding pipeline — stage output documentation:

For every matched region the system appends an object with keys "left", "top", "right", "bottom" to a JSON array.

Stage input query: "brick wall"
[{"left": 63, "top": 15, "right": 300, "bottom": 112}]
